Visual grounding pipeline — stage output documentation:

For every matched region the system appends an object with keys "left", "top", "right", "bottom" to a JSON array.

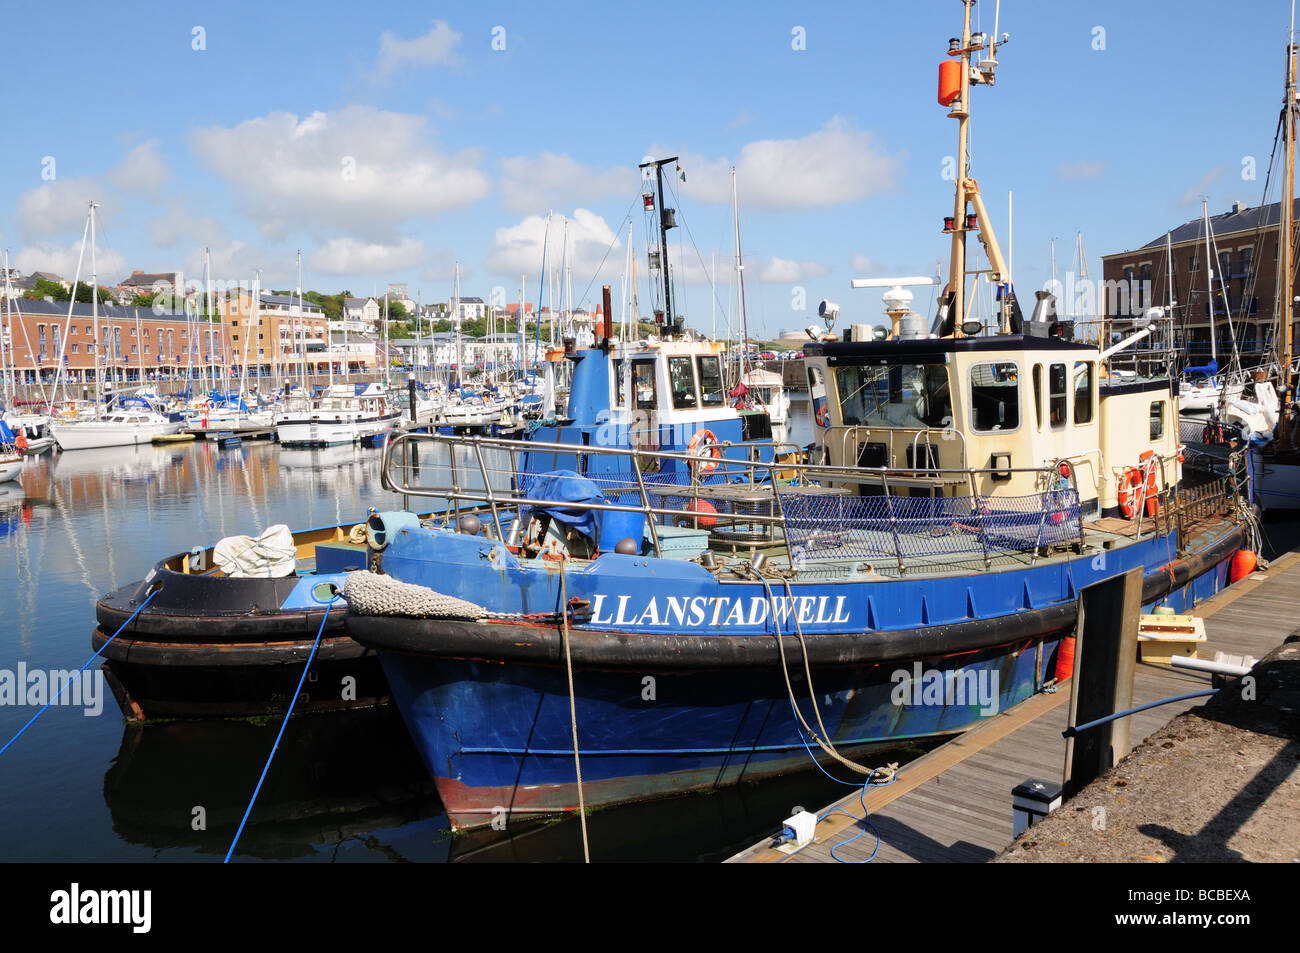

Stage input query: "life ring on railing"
[
  {"left": 1138, "top": 450, "right": 1161, "bottom": 517},
  {"left": 1118, "top": 467, "right": 1145, "bottom": 519},
  {"left": 687, "top": 428, "right": 722, "bottom": 477},
  {"left": 815, "top": 404, "right": 830, "bottom": 428}
]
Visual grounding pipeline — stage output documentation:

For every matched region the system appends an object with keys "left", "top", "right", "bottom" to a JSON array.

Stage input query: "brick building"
[{"left": 1100, "top": 198, "right": 1299, "bottom": 363}]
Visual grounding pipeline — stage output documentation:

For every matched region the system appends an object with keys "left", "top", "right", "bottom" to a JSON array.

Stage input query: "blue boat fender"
[{"left": 366, "top": 511, "right": 423, "bottom": 551}]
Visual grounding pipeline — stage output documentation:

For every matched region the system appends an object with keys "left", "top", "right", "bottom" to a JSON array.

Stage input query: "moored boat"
[
  {"left": 93, "top": 516, "right": 395, "bottom": 720},
  {"left": 340, "top": 3, "right": 1254, "bottom": 831}
]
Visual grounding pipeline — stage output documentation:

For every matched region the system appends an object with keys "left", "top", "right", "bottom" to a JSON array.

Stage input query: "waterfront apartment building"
[
  {"left": 0, "top": 298, "right": 227, "bottom": 384},
  {"left": 1100, "top": 198, "right": 1300, "bottom": 363}
]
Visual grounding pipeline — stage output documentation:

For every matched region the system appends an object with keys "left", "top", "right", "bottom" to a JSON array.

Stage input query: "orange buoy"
[
  {"left": 1229, "top": 549, "right": 1258, "bottom": 584},
  {"left": 1117, "top": 467, "right": 1144, "bottom": 519},
  {"left": 684, "top": 498, "right": 718, "bottom": 529},
  {"left": 938, "top": 60, "right": 962, "bottom": 106},
  {"left": 1053, "top": 635, "right": 1076, "bottom": 682}
]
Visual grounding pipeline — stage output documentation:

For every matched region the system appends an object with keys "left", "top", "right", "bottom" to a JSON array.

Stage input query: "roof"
[
  {"left": 256, "top": 293, "right": 322, "bottom": 310},
  {"left": 31, "top": 272, "right": 63, "bottom": 282},
  {"left": 1118, "top": 197, "right": 1300, "bottom": 254},
  {"left": 119, "top": 271, "right": 176, "bottom": 287},
  {"left": 343, "top": 297, "right": 374, "bottom": 308},
  {"left": 457, "top": 296, "right": 484, "bottom": 304},
  {"left": 8, "top": 299, "right": 191, "bottom": 321}
]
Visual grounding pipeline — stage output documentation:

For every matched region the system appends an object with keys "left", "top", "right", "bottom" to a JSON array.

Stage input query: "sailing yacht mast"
[
  {"left": 1280, "top": 13, "right": 1297, "bottom": 449},
  {"left": 1203, "top": 199, "right": 1218, "bottom": 370},
  {"left": 90, "top": 202, "right": 102, "bottom": 420},
  {"left": 453, "top": 262, "right": 461, "bottom": 390},
  {"left": 732, "top": 167, "right": 749, "bottom": 376}
]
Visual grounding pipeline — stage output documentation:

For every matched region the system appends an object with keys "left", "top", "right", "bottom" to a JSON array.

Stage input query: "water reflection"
[{"left": 103, "top": 708, "right": 441, "bottom": 861}]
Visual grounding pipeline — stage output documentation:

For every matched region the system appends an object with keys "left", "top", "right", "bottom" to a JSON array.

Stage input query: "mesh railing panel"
[{"left": 779, "top": 487, "right": 1082, "bottom": 562}]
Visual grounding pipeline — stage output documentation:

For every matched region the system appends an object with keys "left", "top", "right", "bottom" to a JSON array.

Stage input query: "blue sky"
[{"left": 1, "top": 0, "right": 1294, "bottom": 337}]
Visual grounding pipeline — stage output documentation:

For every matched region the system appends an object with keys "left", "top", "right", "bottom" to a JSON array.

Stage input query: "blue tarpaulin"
[
  {"left": 0, "top": 421, "right": 14, "bottom": 443},
  {"left": 519, "top": 469, "right": 604, "bottom": 541}
]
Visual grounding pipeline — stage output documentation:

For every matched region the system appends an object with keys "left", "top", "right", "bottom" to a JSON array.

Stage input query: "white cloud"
[
  {"left": 498, "top": 153, "right": 633, "bottom": 214},
  {"left": 676, "top": 117, "right": 901, "bottom": 210},
  {"left": 486, "top": 209, "right": 620, "bottom": 279},
  {"left": 190, "top": 106, "right": 491, "bottom": 241},
  {"left": 12, "top": 241, "right": 128, "bottom": 284},
  {"left": 15, "top": 177, "right": 99, "bottom": 240},
  {"left": 310, "top": 236, "right": 427, "bottom": 275},
  {"left": 148, "top": 206, "right": 226, "bottom": 249},
  {"left": 851, "top": 254, "right": 882, "bottom": 274},
  {"left": 108, "top": 139, "right": 170, "bottom": 196},
  {"left": 180, "top": 241, "right": 294, "bottom": 287},
  {"left": 1057, "top": 159, "right": 1106, "bottom": 180},
  {"left": 377, "top": 21, "right": 462, "bottom": 75},
  {"left": 753, "top": 258, "right": 830, "bottom": 283},
  {"left": 1179, "top": 163, "right": 1229, "bottom": 208}
]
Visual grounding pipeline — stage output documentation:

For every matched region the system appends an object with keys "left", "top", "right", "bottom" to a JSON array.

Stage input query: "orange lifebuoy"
[
  {"left": 1138, "top": 451, "right": 1161, "bottom": 517},
  {"left": 1118, "top": 467, "right": 1144, "bottom": 519},
  {"left": 687, "top": 428, "right": 722, "bottom": 477}
]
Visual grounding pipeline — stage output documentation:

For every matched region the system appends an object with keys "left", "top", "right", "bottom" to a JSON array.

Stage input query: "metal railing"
[{"left": 379, "top": 432, "right": 1087, "bottom": 576}]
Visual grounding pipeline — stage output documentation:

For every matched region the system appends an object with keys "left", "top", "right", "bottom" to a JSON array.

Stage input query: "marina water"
[{"left": 0, "top": 439, "right": 886, "bottom": 862}]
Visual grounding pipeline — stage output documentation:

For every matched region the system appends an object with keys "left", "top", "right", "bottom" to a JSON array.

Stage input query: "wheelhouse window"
[
  {"left": 668, "top": 356, "right": 698, "bottom": 409},
  {"left": 969, "top": 361, "right": 1020, "bottom": 432},
  {"left": 1073, "top": 361, "right": 1094, "bottom": 424},
  {"left": 1048, "top": 363, "right": 1067, "bottom": 427},
  {"left": 1150, "top": 400, "right": 1165, "bottom": 440},
  {"left": 1032, "top": 364, "right": 1043, "bottom": 429},
  {"left": 696, "top": 356, "right": 724, "bottom": 407},
  {"left": 631, "top": 359, "right": 657, "bottom": 410},
  {"left": 833, "top": 362, "right": 951, "bottom": 429}
]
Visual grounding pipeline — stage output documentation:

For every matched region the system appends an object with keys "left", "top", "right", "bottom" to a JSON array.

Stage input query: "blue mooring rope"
[
  {"left": 224, "top": 594, "right": 339, "bottom": 863},
  {"left": 783, "top": 696, "right": 897, "bottom": 864},
  {"left": 0, "top": 586, "right": 161, "bottom": 759}
]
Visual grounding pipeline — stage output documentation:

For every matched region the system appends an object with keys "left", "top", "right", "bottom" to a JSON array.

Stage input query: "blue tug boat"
[{"left": 343, "top": 3, "right": 1254, "bottom": 830}]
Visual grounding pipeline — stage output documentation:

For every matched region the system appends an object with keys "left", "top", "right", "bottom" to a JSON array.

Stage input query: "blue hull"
[{"left": 360, "top": 523, "right": 1240, "bottom": 829}]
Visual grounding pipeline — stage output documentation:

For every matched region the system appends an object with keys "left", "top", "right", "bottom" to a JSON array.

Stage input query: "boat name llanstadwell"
[
  {"left": 587, "top": 593, "right": 852, "bottom": 628},
  {"left": 49, "top": 883, "right": 151, "bottom": 933},
  {"left": 0, "top": 664, "right": 103, "bottom": 716},
  {"left": 890, "top": 662, "right": 1000, "bottom": 715}
]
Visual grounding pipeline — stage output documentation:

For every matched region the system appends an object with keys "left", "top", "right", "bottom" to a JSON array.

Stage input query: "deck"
[{"left": 727, "top": 549, "right": 1299, "bottom": 863}]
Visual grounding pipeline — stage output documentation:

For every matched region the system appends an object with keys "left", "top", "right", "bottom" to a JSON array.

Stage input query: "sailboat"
[
  {"left": 47, "top": 204, "right": 182, "bottom": 451},
  {"left": 1180, "top": 200, "right": 1248, "bottom": 413},
  {"left": 1237, "top": 11, "right": 1300, "bottom": 511},
  {"left": 341, "top": 2, "right": 1249, "bottom": 831}
]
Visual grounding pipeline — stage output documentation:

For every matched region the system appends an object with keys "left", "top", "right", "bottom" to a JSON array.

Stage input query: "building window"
[
  {"left": 71, "top": 344, "right": 79, "bottom": 354},
  {"left": 144, "top": 345, "right": 150, "bottom": 354},
  {"left": 1189, "top": 253, "right": 1199, "bottom": 272},
  {"left": 131, "top": 345, "right": 137, "bottom": 354}
]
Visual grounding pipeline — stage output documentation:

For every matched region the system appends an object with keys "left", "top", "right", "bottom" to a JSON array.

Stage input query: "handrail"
[{"left": 378, "top": 432, "right": 1089, "bottom": 574}]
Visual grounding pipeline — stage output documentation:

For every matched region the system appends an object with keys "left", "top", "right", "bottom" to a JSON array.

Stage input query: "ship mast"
[
  {"left": 940, "top": 0, "right": 1013, "bottom": 337},
  {"left": 1280, "top": 15, "right": 1297, "bottom": 450}
]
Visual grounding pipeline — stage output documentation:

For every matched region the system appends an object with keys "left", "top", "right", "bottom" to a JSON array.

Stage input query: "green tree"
[
  {"left": 131, "top": 292, "right": 158, "bottom": 308},
  {"left": 24, "top": 277, "right": 69, "bottom": 301}
]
